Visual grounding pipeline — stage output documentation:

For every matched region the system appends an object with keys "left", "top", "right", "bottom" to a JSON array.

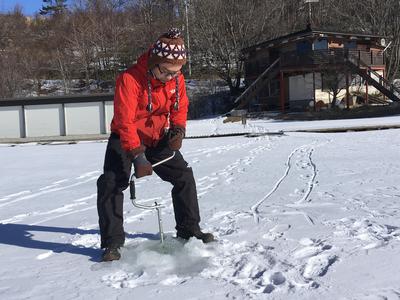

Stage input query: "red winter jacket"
[{"left": 110, "top": 51, "right": 189, "bottom": 151}]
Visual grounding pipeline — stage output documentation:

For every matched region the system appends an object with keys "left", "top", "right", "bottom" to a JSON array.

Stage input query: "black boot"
[
  {"left": 177, "top": 229, "right": 215, "bottom": 243},
  {"left": 101, "top": 246, "right": 121, "bottom": 262}
]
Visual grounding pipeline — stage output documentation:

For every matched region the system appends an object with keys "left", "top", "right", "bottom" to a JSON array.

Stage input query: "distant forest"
[{"left": 1, "top": 0, "right": 399, "bottom": 98}]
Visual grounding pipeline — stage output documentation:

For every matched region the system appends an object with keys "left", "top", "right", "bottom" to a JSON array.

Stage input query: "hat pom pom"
[{"left": 165, "top": 27, "right": 182, "bottom": 39}]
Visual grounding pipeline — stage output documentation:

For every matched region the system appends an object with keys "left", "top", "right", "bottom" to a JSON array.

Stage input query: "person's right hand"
[
  {"left": 126, "top": 145, "right": 146, "bottom": 161},
  {"left": 133, "top": 153, "right": 153, "bottom": 178}
]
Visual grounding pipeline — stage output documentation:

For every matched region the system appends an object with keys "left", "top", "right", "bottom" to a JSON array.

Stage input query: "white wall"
[
  {"left": 25, "top": 104, "right": 63, "bottom": 137},
  {"left": 65, "top": 102, "right": 103, "bottom": 135},
  {"left": 0, "top": 100, "right": 112, "bottom": 139},
  {"left": 289, "top": 74, "right": 314, "bottom": 101},
  {"left": 105, "top": 101, "right": 114, "bottom": 134},
  {"left": 0, "top": 106, "right": 23, "bottom": 138}
]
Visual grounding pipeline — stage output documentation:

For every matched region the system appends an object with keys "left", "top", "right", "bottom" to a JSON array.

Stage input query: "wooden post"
[
  {"left": 21, "top": 105, "right": 27, "bottom": 138},
  {"left": 382, "top": 69, "right": 386, "bottom": 102},
  {"left": 100, "top": 101, "right": 107, "bottom": 134},
  {"left": 280, "top": 71, "right": 285, "bottom": 113},
  {"left": 60, "top": 103, "right": 66, "bottom": 136},
  {"left": 365, "top": 70, "right": 369, "bottom": 105},
  {"left": 346, "top": 71, "right": 350, "bottom": 109},
  {"left": 268, "top": 81, "right": 271, "bottom": 97},
  {"left": 313, "top": 71, "right": 316, "bottom": 111},
  {"left": 241, "top": 112, "right": 247, "bottom": 126}
]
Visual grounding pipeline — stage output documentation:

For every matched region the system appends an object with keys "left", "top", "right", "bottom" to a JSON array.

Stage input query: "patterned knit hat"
[{"left": 147, "top": 28, "right": 187, "bottom": 70}]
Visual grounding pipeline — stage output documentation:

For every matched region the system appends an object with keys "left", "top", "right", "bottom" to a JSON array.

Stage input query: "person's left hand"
[{"left": 168, "top": 126, "right": 185, "bottom": 151}]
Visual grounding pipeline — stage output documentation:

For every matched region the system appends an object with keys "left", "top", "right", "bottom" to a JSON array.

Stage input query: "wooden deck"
[{"left": 279, "top": 49, "right": 384, "bottom": 69}]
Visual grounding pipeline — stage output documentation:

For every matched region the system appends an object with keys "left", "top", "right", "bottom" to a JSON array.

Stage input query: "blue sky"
[{"left": 0, "top": 0, "right": 71, "bottom": 15}]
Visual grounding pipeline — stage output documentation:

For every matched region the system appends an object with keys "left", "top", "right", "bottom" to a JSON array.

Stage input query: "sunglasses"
[{"left": 157, "top": 64, "right": 181, "bottom": 77}]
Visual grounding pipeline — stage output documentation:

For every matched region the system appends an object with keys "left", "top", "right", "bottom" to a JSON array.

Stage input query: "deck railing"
[{"left": 280, "top": 49, "right": 384, "bottom": 68}]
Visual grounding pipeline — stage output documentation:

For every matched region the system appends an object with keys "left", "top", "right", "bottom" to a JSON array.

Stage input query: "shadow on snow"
[{"left": 0, "top": 223, "right": 158, "bottom": 262}]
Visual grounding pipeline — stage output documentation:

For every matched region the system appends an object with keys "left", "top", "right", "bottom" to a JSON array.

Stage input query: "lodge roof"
[{"left": 243, "top": 25, "right": 386, "bottom": 53}]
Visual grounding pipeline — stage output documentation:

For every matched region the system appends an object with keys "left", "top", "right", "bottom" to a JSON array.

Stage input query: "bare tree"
[
  {"left": 328, "top": 0, "right": 400, "bottom": 81},
  {"left": 0, "top": 51, "right": 24, "bottom": 98},
  {"left": 85, "top": 0, "right": 135, "bottom": 80},
  {"left": 0, "top": 8, "right": 27, "bottom": 98},
  {"left": 321, "top": 69, "right": 350, "bottom": 108},
  {"left": 127, "top": 0, "right": 177, "bottom": 51},
  {"left": 2, "top": 0, "right": 399, "bottom": 99},
  {"left": 190, "top": 0, "right": 280, "bottom": 95}
]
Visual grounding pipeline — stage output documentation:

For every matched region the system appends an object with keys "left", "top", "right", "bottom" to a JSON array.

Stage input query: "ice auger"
[{"left": 129, "top": 151, "right": 176, "bottom": 245}]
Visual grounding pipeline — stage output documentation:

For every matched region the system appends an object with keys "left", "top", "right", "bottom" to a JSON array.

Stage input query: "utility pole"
[{"left": 183, "top": 0, "right": 191, "bottom": 77}]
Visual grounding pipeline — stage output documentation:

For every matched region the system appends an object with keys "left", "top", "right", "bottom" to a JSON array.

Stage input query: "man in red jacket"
[{"left": 97, "top": 28, "right": 214, "bottom": 262}]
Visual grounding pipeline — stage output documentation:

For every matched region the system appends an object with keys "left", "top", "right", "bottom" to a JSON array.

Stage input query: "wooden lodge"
[{"left": 235, "top": 25, "right": 400, "bottom": 112}]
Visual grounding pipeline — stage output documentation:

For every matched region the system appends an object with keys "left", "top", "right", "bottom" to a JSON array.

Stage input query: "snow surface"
[{"left": 1, "top": 116, "right": 400, "bottom": 299}]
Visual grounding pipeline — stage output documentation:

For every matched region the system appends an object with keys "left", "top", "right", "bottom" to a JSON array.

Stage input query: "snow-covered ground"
[
  {"left": 1, "top": 117, "right": 400, "bottom": 300},
  {"left": 187, "top": 114, "right": 400, "bottom": 137}
]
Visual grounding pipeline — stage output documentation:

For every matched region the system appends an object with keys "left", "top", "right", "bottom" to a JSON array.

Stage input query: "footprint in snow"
[
  {"left": 263, "top": 224, "right": 291, "bottom": 241},
  {"left": 270, "top": 271, "right": 286, "bottom": 285},
  {"left": 302, "top": 253, "right": 337, "bottom": 279},
  {"left": 352, "top": 288, "right": 400, "bottom": 300},
  {"left": 225, "top": 177, "right": 234, "bottom": 184},
  {"left": 294, "top": 238, "right": 337, "bottom": 280},
  {"left": 328, "top": 218, "right": 400, "bottom": 251}
]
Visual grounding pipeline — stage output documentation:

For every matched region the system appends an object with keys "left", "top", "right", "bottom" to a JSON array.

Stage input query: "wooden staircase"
[
  {"left": 345, "top": 54, "right": 400, "bottom": 103},
  {"left": 353, "top": 92, "right": 390, "bottom": 105},
  {"left": 234, "top": 58, "right": 280, "bottom": 109}
]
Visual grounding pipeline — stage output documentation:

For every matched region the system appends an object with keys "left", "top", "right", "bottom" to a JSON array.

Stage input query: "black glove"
[
  {"left": 133, "top": 153, "right": 153, "bottom": 178},
  {"left": 168, "top": 126, "right": 185, "bottom": 151}
]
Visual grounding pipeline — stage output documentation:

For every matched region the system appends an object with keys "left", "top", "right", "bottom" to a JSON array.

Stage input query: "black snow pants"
[{"left": 97, "top": 132, "right": 201, "bottom": 249}]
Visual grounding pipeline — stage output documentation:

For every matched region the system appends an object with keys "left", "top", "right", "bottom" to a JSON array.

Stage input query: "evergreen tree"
[{"left": 39, "top": 0, "right": 67, "bottom": 16}]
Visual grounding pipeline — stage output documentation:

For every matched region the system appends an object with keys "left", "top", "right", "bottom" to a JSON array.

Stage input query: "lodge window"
[
  {"left": 296, "top": 41, "right": 312, "bottom": 54},
  {"left": 314, "top": 38, "right": 328, "bottom": 50}
]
